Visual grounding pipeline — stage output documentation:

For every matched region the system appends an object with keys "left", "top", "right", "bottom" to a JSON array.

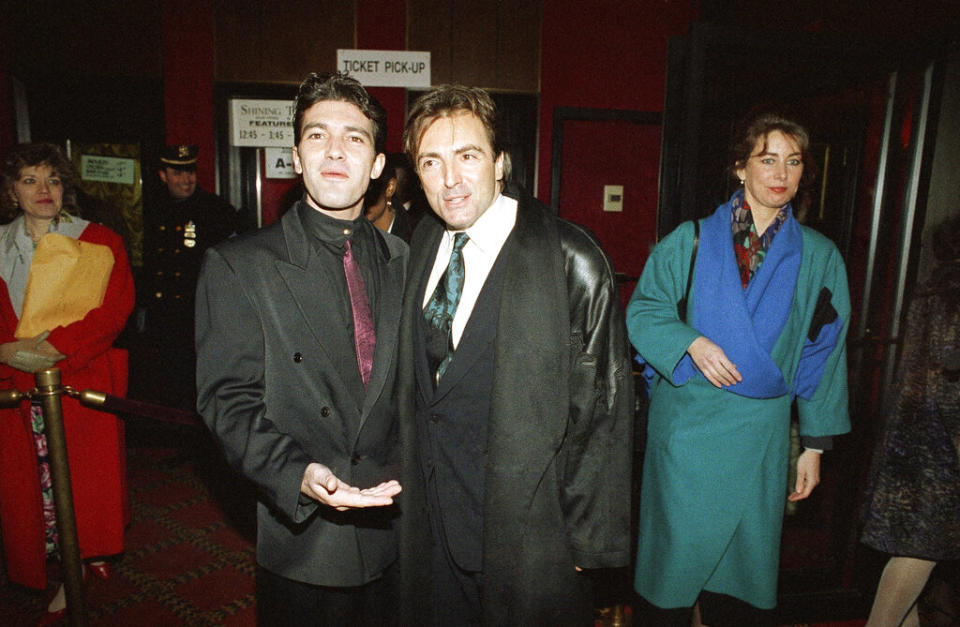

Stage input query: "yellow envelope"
[{"left": 15, "top": 233, "right": 114, "bottom": 338}]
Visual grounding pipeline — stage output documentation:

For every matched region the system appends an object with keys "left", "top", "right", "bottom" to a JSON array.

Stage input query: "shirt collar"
[
  {"left": 298, "top": 198, "right": 369, "bottom": 250},
  {"left": 443, "top": 192, "right": 517, "bottom": 256},
  {"left": 3, "top": 215, "right": 29, "bottom": 258}
]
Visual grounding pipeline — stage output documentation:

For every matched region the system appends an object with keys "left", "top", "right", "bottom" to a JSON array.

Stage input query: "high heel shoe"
[
  {"left": 87, "top": 561, "right": 110, "bottom": 580},
  {"left": 36, "top": 607, "right": 65, "bottom": 626},
  {"left": 37, "top": 564, "right": 100, "bottom": 625}
]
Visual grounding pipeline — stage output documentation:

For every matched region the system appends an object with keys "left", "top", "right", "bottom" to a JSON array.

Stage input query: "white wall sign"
[
  {"left": 265, "top": 147, "right": 297, "bottom": 179},
  {"left": 229, "top": 99, "right": 296, "bottom": 147},
  {"left": 337, "top": 49, "right": 431, "bottom": 88},
  {"left": 80, "top": 155, "right": 135, "bottom": 185}
]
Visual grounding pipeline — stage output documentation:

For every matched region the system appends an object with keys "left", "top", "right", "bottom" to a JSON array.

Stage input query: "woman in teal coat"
[{"left": 627, "top": 109, "right": 851, "bottom": 625}]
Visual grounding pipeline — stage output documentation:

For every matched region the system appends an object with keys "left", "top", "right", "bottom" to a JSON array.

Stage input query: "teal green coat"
[{"left": 626, "top": 216, "right": 851, "bottom": 609}]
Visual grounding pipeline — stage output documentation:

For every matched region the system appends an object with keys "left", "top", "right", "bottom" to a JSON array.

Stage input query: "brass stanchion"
[
  {"left": 0, "top": 388, "right": 23, "bottom": 408},
  {"left": 0, "top": 373, "right": 199, "bottom": 626},
  {"left": 34, "top": 368, "right": 87, "bottom": 627}
]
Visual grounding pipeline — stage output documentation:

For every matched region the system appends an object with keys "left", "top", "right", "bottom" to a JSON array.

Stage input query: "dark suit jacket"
[
  {"left": 399, "top": 187, "right": 633, "bottom": 625},
  {"left": 413, "top": 245, "right": 507, "bottom": 572},
  {"left": 196, "top": 202, "right": 408, "bottom": 587}
]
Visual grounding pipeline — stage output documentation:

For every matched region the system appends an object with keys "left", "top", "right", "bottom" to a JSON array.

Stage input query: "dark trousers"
[
  {"left": 429, "top": 531, "right": 483, "bottom": 626},
  {"left": 423, "top": 463, "right": 483, "bottom": 625},
  {"left": 639, "top": 591, "right": 775, "bottom": 627},
  {"left": 256, "top": 563, "right": 398, "bottom": 627}
]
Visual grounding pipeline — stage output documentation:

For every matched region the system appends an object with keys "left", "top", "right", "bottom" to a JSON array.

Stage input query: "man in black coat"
[
  {"left": 398, "top": 85, "right": 633, "bottom": 625},
  {"left": 196, "top": 72, "right": 407, "bottom": 626},
  {"left": 140, "top": 144, "right": 244, "bottom": 410}
]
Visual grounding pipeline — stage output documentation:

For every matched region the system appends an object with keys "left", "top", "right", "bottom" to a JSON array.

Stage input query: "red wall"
[
  {"left": 538, "top": 1, "right": 698, "bottom": 288},
  {"left": 108, "top": 0, "right": 697, "bottom": 235},
  {"left": 259, "top": 0, "right": 410, "bottom": 226},
  {"left": 359, "top": 0, "right": 408, "bottom": 155},
  {"left": 558, "top": 120, "right": 662, "bottom": 304},
  {"left": 162, "top": 0, "right": 217, "bottom": 193}
]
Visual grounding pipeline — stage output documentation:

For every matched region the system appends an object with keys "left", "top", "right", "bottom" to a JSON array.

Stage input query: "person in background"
[
  {"left": 389, "top": 151, "right": 430, "bottom": 232},
  {"left": 397, "top": 84, "right": 632, "bottom": 626},
  {"left": 0, "top": 142, "right": 134, "bottom": 624},
  {"left": 196, "top": 72, "right": 407, "bottom": 626},
  {"left": 139, "top": 144, "right": 244, "bottom": 411},
  {"left": 626, "top": 107, "right": 851, "bottom": 626},
  {"left": 860, "top": 214, "right": 960, "bottom": 627},
  {"left": 364, "top": 155, "right": 413, "bottom": 243}
]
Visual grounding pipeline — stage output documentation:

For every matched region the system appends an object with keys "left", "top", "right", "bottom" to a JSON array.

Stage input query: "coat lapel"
[
  {"left": 688, "top": 198, "right": 799, "bottom": 398},
  {"left": 358, "top": 234, "right": 405, "bottom": 428},
  {"left": 431, "top": 242, "right": 508, "bottom": 400},
  {"left": 274, "top": 207, "right": 355, "bottom": 398},
  {"left": 408, "top": 220, "right": 444, "bottom": 400}
]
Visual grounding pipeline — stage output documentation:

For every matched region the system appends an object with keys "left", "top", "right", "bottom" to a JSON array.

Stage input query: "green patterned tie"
[{"left": 423, "top": 232, "right": 469, "bottom": 380}]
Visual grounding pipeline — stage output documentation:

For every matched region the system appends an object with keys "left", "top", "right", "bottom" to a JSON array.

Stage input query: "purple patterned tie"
[{"left": 343, "top": 239, "right": 376, "bottom": 388}]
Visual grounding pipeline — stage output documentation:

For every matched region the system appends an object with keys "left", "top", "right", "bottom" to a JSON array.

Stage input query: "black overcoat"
[
  {"left": 196, "top": 202, "right": 408, "bottom": 587},
  {"left": 398, "top": 189, "right": 633, "bottom": 625}
]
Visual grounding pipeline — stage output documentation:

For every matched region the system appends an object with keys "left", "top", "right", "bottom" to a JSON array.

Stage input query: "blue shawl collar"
[{"left": 675, "top": 191, "right": 802, "bottom": 398}]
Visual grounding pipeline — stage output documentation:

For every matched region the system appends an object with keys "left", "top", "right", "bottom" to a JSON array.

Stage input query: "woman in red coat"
[{"left": 0, "top": 143, "right": 133, "bottom": 623}]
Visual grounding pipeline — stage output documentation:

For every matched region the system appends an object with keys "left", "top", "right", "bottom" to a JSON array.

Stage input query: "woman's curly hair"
[{"left": 1, "top": 142, "right": 78, "bottom": 222}]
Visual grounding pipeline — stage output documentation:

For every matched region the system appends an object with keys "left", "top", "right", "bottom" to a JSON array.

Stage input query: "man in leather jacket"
[{"left": 397, "top": 84, "right": 633, "bottom": 626}]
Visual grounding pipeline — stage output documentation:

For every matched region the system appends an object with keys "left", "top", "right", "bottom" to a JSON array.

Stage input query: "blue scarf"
[{"left": 673, "top": 190, "right": 802, "bottom": 398}]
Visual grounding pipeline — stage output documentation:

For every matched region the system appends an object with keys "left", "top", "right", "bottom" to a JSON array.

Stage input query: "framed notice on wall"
[
  {"left": 68, "top": 141, "right": 144, "bottom": 267},
  {"left": 228, "top": 99, "right": 296, "bottom": 147}
]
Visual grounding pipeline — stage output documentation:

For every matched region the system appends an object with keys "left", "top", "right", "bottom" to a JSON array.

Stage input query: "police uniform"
[{"left": 140, "top": 145, "right": 245, "bottom": 410}]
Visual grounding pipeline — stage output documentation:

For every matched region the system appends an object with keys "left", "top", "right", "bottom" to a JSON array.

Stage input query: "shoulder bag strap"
[{"left": 677, "top": 219, "right": 700, "bottom": 322}]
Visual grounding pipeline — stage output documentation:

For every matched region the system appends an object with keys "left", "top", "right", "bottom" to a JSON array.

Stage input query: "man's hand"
[
  {"left": 788, "top": 449, "right": 821, "bottom": 502},
  {"left": 686, "top": 336, "right": 742, "bottom": 388},
  {"left": 300, "top": 462, "right": 401, "bottom": 511}
]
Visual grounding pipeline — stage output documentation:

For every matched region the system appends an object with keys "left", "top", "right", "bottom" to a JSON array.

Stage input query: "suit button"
[
  {"left": 320, "top": 406, "right": 331, "bottom": 417},
  {"left": 430, "top": 414, "right": 441, "bottom": 423},
  {"left": 351, "top": 454, "right": 363, "bottom": 465},
  {"left": 293, "top": 352, "right": 303, "bottom": 363}
]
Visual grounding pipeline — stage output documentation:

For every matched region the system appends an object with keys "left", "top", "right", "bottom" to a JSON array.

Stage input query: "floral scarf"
[{"left": 731, "top": 192, "right": 789, "bottom": 288}]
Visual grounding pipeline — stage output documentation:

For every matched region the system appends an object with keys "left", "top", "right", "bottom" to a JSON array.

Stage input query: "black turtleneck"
[{"left": 297, "top": 199, "right": 382, "bottom": 403}]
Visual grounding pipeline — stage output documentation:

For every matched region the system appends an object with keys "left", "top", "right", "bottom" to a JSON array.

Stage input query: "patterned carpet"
[
  {"left": 0, "top": 429, "right": 258, "bottom": 626},
  {"left": 0, "top": 423, "right": 945, "bottom": 626}
]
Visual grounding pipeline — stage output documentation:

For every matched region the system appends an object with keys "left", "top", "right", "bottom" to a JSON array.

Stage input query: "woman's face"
[
  {"left": 10, "top": 163, "right": 63, "bottom": 222},
  {"left": 736, "top": 130, "right": 803, "bottom": 215}
]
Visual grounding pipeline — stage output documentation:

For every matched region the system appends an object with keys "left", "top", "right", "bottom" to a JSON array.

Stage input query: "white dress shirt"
[{"left": 422, "top": 193, "right": 517, "bottom": 348}]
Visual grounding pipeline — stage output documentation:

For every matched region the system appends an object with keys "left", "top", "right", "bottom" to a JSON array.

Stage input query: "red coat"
[{"left": 0, "top": 221, "right": 134, "bottom": 589}]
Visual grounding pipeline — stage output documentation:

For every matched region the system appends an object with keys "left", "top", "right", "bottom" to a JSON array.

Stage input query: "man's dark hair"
[
  {"left": 403, "top": 84, "right": 508, "bottom": 179},
  {"left": 293, "top": 72, "right": 387, "bottom": 152}
]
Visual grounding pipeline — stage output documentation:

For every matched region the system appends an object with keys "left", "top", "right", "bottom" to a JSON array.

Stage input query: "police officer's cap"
[{"left": 160, "top": 145, "right": 199, "bottom": 171}]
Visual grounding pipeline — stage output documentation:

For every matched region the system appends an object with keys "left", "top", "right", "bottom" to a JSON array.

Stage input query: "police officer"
[{"left": 140, "top": 145, "right": 244, "bottom": 411}]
